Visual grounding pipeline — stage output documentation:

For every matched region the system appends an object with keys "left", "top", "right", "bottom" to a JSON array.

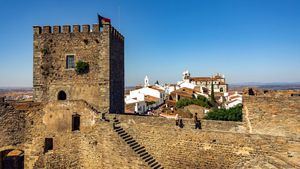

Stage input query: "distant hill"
[{"left": 229, "top": 82, "right": 300, "bottom": 90}]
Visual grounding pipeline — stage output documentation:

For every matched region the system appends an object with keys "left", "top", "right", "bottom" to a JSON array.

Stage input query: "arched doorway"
[
  {"left": 0, "top": 149, "right": 24, "bottom": 169},
  {"left": 57, "top": 91, "right": 67, "bottom": 100}
]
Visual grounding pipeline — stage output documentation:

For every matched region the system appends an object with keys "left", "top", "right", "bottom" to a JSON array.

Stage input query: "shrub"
[
  {"left": 41, "top": 48, "right": 49, "bottom": 55},
  {"left": 204, "top": 104, "right": 243, "bottom": 121},
  {"left": 176, "top": 95, "right": 212, "bottom": 109},
  {"left": 76, "top": 61, "right": 89, "bottom": 74}
]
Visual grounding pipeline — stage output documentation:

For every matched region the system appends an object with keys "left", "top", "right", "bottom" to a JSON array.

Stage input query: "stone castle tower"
[{"left": 33, "top": 22, "right": 124, "bottom": 113}]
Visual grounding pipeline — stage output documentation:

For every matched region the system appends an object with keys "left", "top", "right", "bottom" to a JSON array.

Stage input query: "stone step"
[
  {"left": 142, "top": 154, "right": 151, "bottom": 160},
  {"left": 112, "top": 122, "right": 163, "bottom": 169},
  {"left": 153, "top": 164, "right": 161, "bottom": 169},
  {"left": 136, "top": 148, "right": 146, "bottom": 154},
  {"left": 129, "top": 142, "right": 138, "bottom": 147},
  {"left": 132, "top": 144, "right": 141, "bottom": 150},
  {"left": 148, "top": 159, "right": 156, "bottom": 165},
  {"left": 120, "top": 132, "right": 127, "bottom": 137},
  {"left": 133, "top": 146, "right": 144, "bottom": 152},
  {"left": 124, "top": 137, "right": 133, "bottom": 142},
  {"left": 127, "top": 140, "right": 136, "bottom": 144},
  {"left": 150, "top": 161, "right": 159, "bottom": 168},
  {"left": 144, "top": 156, "right": 153, "bottom": 162},
  {"left": 118, "top": 130, "right": 126, "bottom": 134},
  {"left": 122, "top": 135, "right": 131, "bottom": 140},
  {"left": 115, "top": 128, "right": 123, "bottom": 132},
  {"left": 140, "top": 151, "right": 148, "bottom": 157}
]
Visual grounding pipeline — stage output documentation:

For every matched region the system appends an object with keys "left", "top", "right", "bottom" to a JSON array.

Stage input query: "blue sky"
[{"left": 0, "top": 0, "right": 299, "bottom": 87}]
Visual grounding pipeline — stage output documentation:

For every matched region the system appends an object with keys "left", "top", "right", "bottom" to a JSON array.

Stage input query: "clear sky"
[{"left": 0, "top": 0, "right": 299, "bottom": 87}]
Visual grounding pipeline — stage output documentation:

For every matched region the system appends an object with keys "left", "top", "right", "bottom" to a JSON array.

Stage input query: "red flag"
[{"left": 98, "top": 14, "right": 111, "bottom": 27}]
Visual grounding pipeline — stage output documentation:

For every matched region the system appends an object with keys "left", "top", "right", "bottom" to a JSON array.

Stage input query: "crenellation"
[
  {"left": 82, "top": 24, "right": 90, "bottom": 32},
  {"left": 92, "top": 24, "right": 100, "bottom": 32},
  {"left": 42, "top": 26, "right": 52, "bottom": 33},
  {"left": 73, "top": 25, "right": 80, "bottom": 32},
  {"left": 33, "top": 26, "right": 42, "bottom": 35},
  {"left": 53, "top": 25, "right": 61, "bottom": 33},
  {"left": 110, "top": 26, "right": 124, "bottom": 42},
  {"left": 35, "top": 24, "right": 104, "bottom": 34},
  {"left": 62, "top": 25, "right": 71, "bottom": 33}
]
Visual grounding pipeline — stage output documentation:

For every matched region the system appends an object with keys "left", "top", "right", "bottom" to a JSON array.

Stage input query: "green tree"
[
  {"left": 204, "top": 104, "right": 243, "bottom": 121},
  {"left": 210, "top": 80, "right": 217, "bottom": 107},
  {"left": 176, "top": 95, "right": 212, "bottom": 109}
]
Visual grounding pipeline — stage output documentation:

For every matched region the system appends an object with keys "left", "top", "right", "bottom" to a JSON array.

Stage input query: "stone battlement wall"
[
  {"left": 116, "top": 114, "right": 244, "bottom": 132},
  {"left": 116, "top": 114, "right": 299, "bottom": 168},
  {"left": 1, "top": 100, "right": 300, "bottom": 168},
  {"left": 243, "top": 88, "right": 300, "bottom": 97},
  {"left": 33, "top": 24, "right": 124, "bottom": 41},
  {"left": 243, "top": 96, "right": 300, "bottom": 138}
]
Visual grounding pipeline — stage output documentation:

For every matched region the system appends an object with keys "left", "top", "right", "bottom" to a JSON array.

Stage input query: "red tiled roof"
[
  {"left": 189, "top": 76, "right": 224, "bottom": 82},
  {"left": 144, "top": 95, "right": 159, "bottom": 102},
  {"left": 148, "top": 86, "right": 165, "bottom": 92},
  {"left": 125, "top": 103, "right": 135, "bottom": 113}
]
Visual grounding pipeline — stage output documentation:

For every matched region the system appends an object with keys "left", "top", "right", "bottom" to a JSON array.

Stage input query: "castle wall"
[
  {"left": 109, "top": 27, "right": 125, "bottom": 113},
  {"left": 243, "top": 96, "right": 300, "bottom": 138},
  {"left": 0, "top": 102, "right": 26, "bottom": 147},
  {"left": 42, "top": 101, "right": 97, "bottom": 132},
  {"left": 22, "top": 101, "right": 146, "bottom": 169},
  {"left": 118, "top": 115, "right": 244, "bottom": 132},
  {"left": 1, "top": 100, "right": 300, "bottom": 168},
  {"left": 116, "top": 114, "right": 300, "bottom": 168}
]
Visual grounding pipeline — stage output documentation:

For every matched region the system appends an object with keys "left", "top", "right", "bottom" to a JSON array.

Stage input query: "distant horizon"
[
  {"left": 1, "top": 0, "right": 299, "bottom": 86},
  {"left": 1, "top": 81, "right": 300, "bottom": 89}
]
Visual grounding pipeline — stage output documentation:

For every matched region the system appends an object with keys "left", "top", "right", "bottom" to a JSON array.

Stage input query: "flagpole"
[{"left": 118, "top": 6, "right": 121, "bottom": 29}]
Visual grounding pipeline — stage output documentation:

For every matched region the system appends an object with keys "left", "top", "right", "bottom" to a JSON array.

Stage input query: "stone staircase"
[
  {"left": 80, "top": 100, "right": 101, "bottom": 114},
  {"left": 113, "top": 119, "right": 164, "bottom": 169}
]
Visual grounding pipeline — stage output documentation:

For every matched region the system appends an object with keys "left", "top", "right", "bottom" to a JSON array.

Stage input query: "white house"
[
  {"left": 224, "top": 92, "right": 243, "bottom": 109},
  {"left": 125, "top": 76, "right": 166, "bottom": 114}
]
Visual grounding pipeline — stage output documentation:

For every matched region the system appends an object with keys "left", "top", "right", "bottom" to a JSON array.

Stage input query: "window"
[
  {"left": 72, "top": 114, "right": 80, "bottom": 131},
  {"left": 66, "top": 55, "right": 75, "bottom": 69},
  {"left": 44, "top": 138, "right": 53, "bottom": 153},
  {"left": 220, "top": 87, "right": 224, "bottom": 92}
]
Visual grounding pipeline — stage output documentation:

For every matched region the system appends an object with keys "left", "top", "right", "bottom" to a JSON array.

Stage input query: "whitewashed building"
[
  {"left": 125, "top": 76, "right": 165, "bottom": 114},
  {"left": 224, "top": 92, "right": 243, "bottom": 109}
]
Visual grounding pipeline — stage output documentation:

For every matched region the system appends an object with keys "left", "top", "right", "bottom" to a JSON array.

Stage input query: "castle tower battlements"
[
  {"left": 33, "top": 21, "right": 124, "bottom": 113},
  {"left": 33, "top": 24, "right": 124, "bottom": 41}
]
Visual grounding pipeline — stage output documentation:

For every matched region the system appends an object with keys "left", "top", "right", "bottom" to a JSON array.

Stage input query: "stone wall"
[
  {"left": 33, "top": 23, "right": 124, "bottom": 113},
  {"left": 0, "top": 101, "right": 146, "bottom": 169},
  {"left": 1, "top": 100, "right": 300, "bottom": 168},
  {"left": 118, "top": 115, "right": 244, "bottom": 132},
  {"left": 243, "top": 96, "right": 300, "bottom": 138},
  {"left": 0, "top": 102, "right": 26, "bottom": 147},
  {"left": 109, "top": 27, "right": 125, "bottom": 113},
  {"left": 116, "top": 114, "right": 300, "bottom": 168}
]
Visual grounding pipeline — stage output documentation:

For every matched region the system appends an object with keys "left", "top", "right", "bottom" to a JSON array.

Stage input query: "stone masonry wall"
[
  {"left": 14, "top": 101, "right": 146, "bottom": 169},
  {"left": 116, "top": 114, "right": 300, "bottom": 168},
  {"left": 109, "top": 27, "right": 125, "bottom": 113},
  {"left": 243, "top": 96, "right": 300, "bottom": 138},
  {"left": 1, "top": 101, "right": 300, "bottom": 168},
  {"left": 0, "top": 102, "right": 26, "bottom": 147},
  {"left": 118, "top": 115, "right": 244, "bottom": 132},
  {"left": 33, "top": 23, "right": 124, "bottom": 113}
]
